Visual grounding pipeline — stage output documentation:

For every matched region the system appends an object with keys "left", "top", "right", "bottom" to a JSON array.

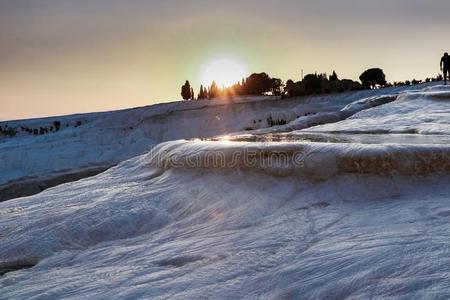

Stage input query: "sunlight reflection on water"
[{"left": 199, "top": 132, "right": 450, "bottom": 145}]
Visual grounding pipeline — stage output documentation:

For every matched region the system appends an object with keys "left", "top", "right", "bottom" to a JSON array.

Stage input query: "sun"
[{"left": 200, "top": 57, "right": 248, "bottom": 88}]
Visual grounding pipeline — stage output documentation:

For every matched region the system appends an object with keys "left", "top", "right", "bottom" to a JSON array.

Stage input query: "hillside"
[
  {"left": 0, "top": 84, "right": 436, "bottom": 200},
  {"left": 1, "top": 84, "right": 450, "bottom": 299}
]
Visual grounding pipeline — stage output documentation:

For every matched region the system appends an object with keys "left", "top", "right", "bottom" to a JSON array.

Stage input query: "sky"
[{"left": 1, "top": 0, "right": 449, "bottom": 120}]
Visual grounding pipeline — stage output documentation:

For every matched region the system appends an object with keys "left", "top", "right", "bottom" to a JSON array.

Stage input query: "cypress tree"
[
  {"left": 209, "top": 81, "right": 219, "bottom": 99},
  {"left": 181, "top": 80, "right": 192, "bottom": 100}
]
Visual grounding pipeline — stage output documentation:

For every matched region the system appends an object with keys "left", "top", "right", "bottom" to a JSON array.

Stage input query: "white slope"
[
  {"left": 1, "top": 84, "right": 450, "bottom": 299},
  {"left": 0, "top": 84, "right": 433, "bottom": 186},
  {"left": 304, "top": 85, "right": 450, "bottom": 135},
  {"left": 1, "top": 143, "right": 450, "bottom": 299}
]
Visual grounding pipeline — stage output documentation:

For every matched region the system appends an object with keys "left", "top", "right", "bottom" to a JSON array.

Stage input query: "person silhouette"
[{"left": 441, "top": 52, "right": 450, "bottom": 85}]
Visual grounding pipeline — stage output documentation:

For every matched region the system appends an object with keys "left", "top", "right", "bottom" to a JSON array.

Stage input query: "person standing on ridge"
[{"left": 441, "top": 52, "right": 450, "bottom": 85}]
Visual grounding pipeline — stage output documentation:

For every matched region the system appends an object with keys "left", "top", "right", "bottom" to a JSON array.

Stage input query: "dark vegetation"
[
  {"left": 183, "top": 72, "right": 284, "bottom": 100},
  {"left": 181, "top": 80, "right": 195, "bottom": 100},
  {"left": 0, "top": 125, "right": 17, "bottom": 137},
  {"left": 359, "top": 68, "right": 387, "bottom": 88},
  {"left": 267, "top": 116, "right": 287, "bottom": 127},
  {"left": 0, "top": 120, "right": 81, "bottom": 139},
  {"left": 1, "top": 66, "right": 443, "bottom": 140},
  {"left": 390, "top": 74, "right": 443, "bottom": 87},
  {"left": 285, "top": 71, "right": 364, "bottom": 97},
  {"left": 182, "top": 68, "right": 443, "bottom": 100}
]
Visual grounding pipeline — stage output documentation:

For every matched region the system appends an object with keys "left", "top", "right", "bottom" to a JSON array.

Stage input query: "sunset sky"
[{"left": 1, "top": 0, "right": 449, "bottom": 120}]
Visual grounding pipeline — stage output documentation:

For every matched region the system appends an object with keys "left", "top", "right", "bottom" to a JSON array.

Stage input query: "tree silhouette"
[
  {"left": 359, "top": 68, "right": 387, "bottom": 88},
  {"left": 303, "top": 74, "right": 323, "bottom": 94},
  {"left": 329, "top": 71, "right": 338, "bottom": 82},
  {"left": 242, "top": 73, "right": 283, "bottom": 95},
  {"left": 270, "top": 78, "right": 284, "bottom": 95},
  {"left": 209, "top": 81, "right": 219, "bottom": 99},
  {"left": 197, "top": 85, "right": 208, "bottom": 99},
  {"left": 181, "top": 80, "right": 193, "bottom": 100}
]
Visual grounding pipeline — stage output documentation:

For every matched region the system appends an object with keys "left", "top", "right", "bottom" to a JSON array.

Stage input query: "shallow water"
[{"left": 203, "top": 132, "right": 450, "bottom": 145}]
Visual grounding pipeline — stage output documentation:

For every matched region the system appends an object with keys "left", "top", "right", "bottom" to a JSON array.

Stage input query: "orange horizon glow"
[{"left": 1, "top": 1, "right": 448, "bottom": 120}]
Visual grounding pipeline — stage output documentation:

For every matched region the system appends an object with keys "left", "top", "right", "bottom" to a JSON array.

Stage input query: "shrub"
[
  {"left": 53, "top": 121, "right": 61, "bottom": 131},
  {"left": 359, "top": 68, "right": 387, "bottom": 88}
]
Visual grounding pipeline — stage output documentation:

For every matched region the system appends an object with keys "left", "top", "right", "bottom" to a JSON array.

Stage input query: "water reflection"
[{"left": 199, "top": 132, "right": 450, "bottom": 145}]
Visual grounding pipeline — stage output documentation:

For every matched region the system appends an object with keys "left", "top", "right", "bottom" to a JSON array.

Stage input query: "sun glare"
[{"left": 200, "top": 58, "right": 248, "bottom": 88}]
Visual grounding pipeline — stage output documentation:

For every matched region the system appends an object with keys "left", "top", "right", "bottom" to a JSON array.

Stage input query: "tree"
[
  {"left": 302, "top": 74, "right": 323, "bottom": 94},
  {"left": 190, "top": 87, "right": 195, "bottom": 100},
  {"left": 329, "top": 71, "right": 338, "bottom": 82},
  {"left": 181, "top": 80, "right": 192, "bottom": 100},
  {"left": 209, "top": 81, "right": 219, "bottom": 99},
  {"left": 270, "top": 78, "right": 284, "bottom": 95},
  {"left": 285, "top": 79, "right": 295, "bottom": 97},
  {"left": 242, "top": 73, "right": 277, "bottom": 95},
  {"left": 197, "top": 85, "right": 208, "bottom": 100},
  {"left": 359, "top": 68, "right": 387, "bottom": 88}
]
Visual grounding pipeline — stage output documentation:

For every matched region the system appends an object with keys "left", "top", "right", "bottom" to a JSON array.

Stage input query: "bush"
[
  {"left": 359, "top": 68, "right": 387, "bottom": 88},
  {"left": 267, "top": 116, "right": 287, "bottom": 127},
  {"left": 53, "top": 121, "right": 61, "bottom": 131}
]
